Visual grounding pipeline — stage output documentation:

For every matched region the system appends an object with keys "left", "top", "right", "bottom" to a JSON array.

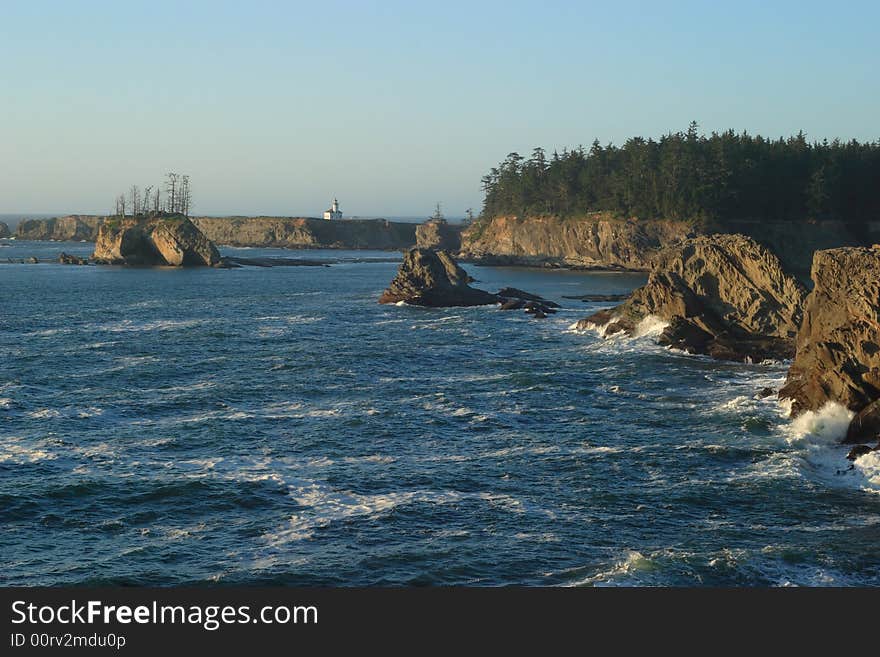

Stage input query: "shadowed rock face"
[
  {"left": 379, "top": 248, "right": 498, "bottom": 307},
  {"left": 415, "top": 220, "right": 463, "bottom": 252},
  {"left": 0, "top": 221, "right": 10, "bottom": 238},
  {"left": 780, "top": 246, "right": 880, "bottom": 442},
  {"left": 93, "top": 214, "right": 220, "bottom": 266},
  {"left": 576, "top": 234, "right": 807, "bottom": 362}
]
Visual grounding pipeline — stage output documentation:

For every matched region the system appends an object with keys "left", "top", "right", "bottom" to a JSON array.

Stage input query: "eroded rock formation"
[
  {"left": 379, "top": 248, "right": 498, "bottom": 306},
  {"left": 576, "top": 234, "right": 807, "bottom": 362},
  {"left": 92, "top": 214, "right": 220, "bottom": 266},
  {"left": 779, "top": 246, "right": 880, "bottom": 443}
]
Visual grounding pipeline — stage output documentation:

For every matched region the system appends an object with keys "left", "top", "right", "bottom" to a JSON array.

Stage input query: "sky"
[{"left": 1, "top": 0, "right": 878, "bottom": 217}]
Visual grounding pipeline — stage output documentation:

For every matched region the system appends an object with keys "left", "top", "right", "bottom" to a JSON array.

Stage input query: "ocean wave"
[
  {"left": 783, "top": 402, "right": 854, "bottom": 446},
  {"left": 98, "top": 319, "right": 205, "bottom": 333}
]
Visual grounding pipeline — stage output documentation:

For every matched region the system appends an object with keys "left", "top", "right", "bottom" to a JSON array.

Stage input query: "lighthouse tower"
[{"left": 323, "top": 198, "right": 342, "bottom": 221}]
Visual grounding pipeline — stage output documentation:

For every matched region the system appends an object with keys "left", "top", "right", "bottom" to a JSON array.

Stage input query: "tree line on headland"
[
  {"left": 479, "top": 123, "right": 880, "bottom": 229},
  {"left": 112, "top": 172, "right": 192, "bottom": 218}
]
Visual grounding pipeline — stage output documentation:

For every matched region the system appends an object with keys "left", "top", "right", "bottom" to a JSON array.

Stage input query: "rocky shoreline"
[
  {"left": 576, "top": 234, "right": 806, "bottom": 362},
  {"left": 380, "top": 238, "right": 880, "bottom": 460},
  {"left": 14, "top": 214, "right": 419, "bottom": 251}
]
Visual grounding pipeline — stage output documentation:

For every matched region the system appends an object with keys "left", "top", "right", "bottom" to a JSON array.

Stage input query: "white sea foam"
[
  {"left": 0, "top": 437, "right": 57, "bottom": 464},
  {"left": 566, "top": 551, "right": 655, "bottom": 586},
  {"left": 851, "top": 452, "right": 880, "bottom": 491},
  {"left": 784, "top": 402, "right": 854, "bottom": 446},
  {"left": 100, "top": 319, "right": 204, "bottom": 333},
  {"left": 27, "top": 408, "right": 60, "bottom": 419},
  {"left": 632, "top": 315, "right": 669, "bottom": 338}
]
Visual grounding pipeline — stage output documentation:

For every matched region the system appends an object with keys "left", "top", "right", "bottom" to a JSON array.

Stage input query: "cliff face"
[
  {"left": 780, "top": 246, "right": 880, "bottom": 436},
  {"left": 459, "top": 214, "right": 870, "bottom": 275},
  {"left": 0, "top": 221, "right": 9, "bottom": 238},
  {"left": 577, "top": 234, "right": 807, "bottom": 362},
  {"left": 191, "top": 217, "right": 417, "bottom": 250},
  {"left": 459, "top": 215, "right": 694, "bottom": 270},
  {"left": 17, "top": 215, "right": 105, "bottom": 241},
  {"left": 93, "top": 214, "right": 220, "bottom": 266},
  {"left": 415, "top": 220, "right": 464, "bottom": 251}
]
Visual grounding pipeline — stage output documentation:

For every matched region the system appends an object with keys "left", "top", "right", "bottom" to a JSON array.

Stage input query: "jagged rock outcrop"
[
  {"left": 779, "top": 246, "right": 880, "bottom": 443},
  {"left": 191, "top": 216, "right": 416, "bottom": 250},
  {"left": 17, "top": 215, "right": 105, "bottom": 241},
  {"left": 416, "top": 220, "right": 463, "bottom": 252},
  {"left": 58, "top": 252, "right": 89, "bottom": 265},
  {"left": 379, "top": 249, "right": 559, "bottom": 317},
  {"left": 496, "top": 288, "right": 559, "bottom": 317},
  {"left": 379, "top": 248, "right": 498, "bottom": 306},
  {"left": 92, "top": 214, "right": 220, "bottom": 266},
  {"left": 576, "top": 234, "right": 807, "bottom": 362},
  {"left": 0, "top": 221, "right": 10, "bottom": 238}
]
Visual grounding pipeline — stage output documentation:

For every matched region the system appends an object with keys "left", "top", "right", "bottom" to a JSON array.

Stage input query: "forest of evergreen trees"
[{"left": 480, "top": 123, "right": 880, "bottom": 228}]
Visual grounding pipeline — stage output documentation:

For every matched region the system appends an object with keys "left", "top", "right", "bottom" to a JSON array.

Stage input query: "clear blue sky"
[{"left": 1, "top": 0, "right": 877, "bottom": 216}]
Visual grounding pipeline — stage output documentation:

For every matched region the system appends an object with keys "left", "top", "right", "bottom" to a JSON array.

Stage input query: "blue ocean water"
[{"left": 2, "top": 238, "right": 879, "bottom": 586}]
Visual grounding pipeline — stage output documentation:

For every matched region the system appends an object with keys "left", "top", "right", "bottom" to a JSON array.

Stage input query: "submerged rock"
[
  {"left": 576, "top": 234, "right": 807, "bottom": 362},
  {"left": 93, "top": 213, "right": 220, "bottom": 267},
  {"left": 780, "top": 245, "right": 880, "bottom": 442},
  {"left": 846, "top": 443, "right": 879, "bottom": 461},
  {"left": 58, "top": 252, "right": 89, "bottom": 265},
  {"left": 379, "top": 248, "right": 498, "bottom": 307}
]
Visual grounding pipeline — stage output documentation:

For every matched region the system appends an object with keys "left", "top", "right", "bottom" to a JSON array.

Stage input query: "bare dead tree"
[
  {"left": 118, "top": 193, "right": 126, "bottom": 218},
  {"left": 128, "top": 186, "right": 141, "bottom": 218},
  {"left": 153, "top": 187, "right": 161, "bottom": 212},
  {"left": 166, "top": 172, "right": 180, "bottom": 213},
  {"left": 142, "top": 186, "right": 153, "bottom": 214},
  {"left": 179, "top": 175, "right": 192, "bottom": 216}
]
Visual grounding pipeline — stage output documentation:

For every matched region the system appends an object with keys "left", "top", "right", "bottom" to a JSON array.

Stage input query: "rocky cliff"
[
  {"left": 93, "top": 214, "right": 220, "bottom": 266},
  {"left": 779, "top": 246, "right": 880, "bottom": 442},
  {"left": 415, "top": 220, "right": 464, "bottom": 251},
  {"left": 459, "top": 214, "right": 869, "bottom": 275},
  {"left": 14, "top": 215, "right": 417, "bottom": 250},
  {"left": 191, "top": 216, "right": 417, "bottom": 250},
  {"left": 577, "top": 234, "right": 807, "bottom": 361},
  {"left": 459, "top": 215, "right": 692, "bottom": 270},
  {"left": 0, "top": 221, "right": 10, "bottom": 238},
  {"left": 17, "top": 215, "right": 105, "bottom": 241}
]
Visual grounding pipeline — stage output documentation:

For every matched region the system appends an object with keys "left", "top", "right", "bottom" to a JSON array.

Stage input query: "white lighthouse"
[{"left": 323, "top": 198, "right": 342, "bottom": 221}]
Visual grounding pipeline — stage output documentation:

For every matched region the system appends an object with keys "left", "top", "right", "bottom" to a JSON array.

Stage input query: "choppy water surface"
[{"left": 2, "top": 239, "right": 879, "bottom": 586}]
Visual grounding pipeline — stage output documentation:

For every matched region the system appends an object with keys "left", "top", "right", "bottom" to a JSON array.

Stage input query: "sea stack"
[
  {"left": 780, "top": 245, "right": 880, "bottom": 443},
  {"left": 379, "top": 248, "right": 498, "bottom": 307},
  {"left": 576, "top": 234, "right": 807, "bottom": 362},
  {"left": 93, "top": 213, "right": 220, "bottom": 267}
]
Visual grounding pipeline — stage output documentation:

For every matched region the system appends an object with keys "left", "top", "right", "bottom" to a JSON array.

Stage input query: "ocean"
[{"left": 2, "top": 238, "right": 879, "bottom": 586}]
